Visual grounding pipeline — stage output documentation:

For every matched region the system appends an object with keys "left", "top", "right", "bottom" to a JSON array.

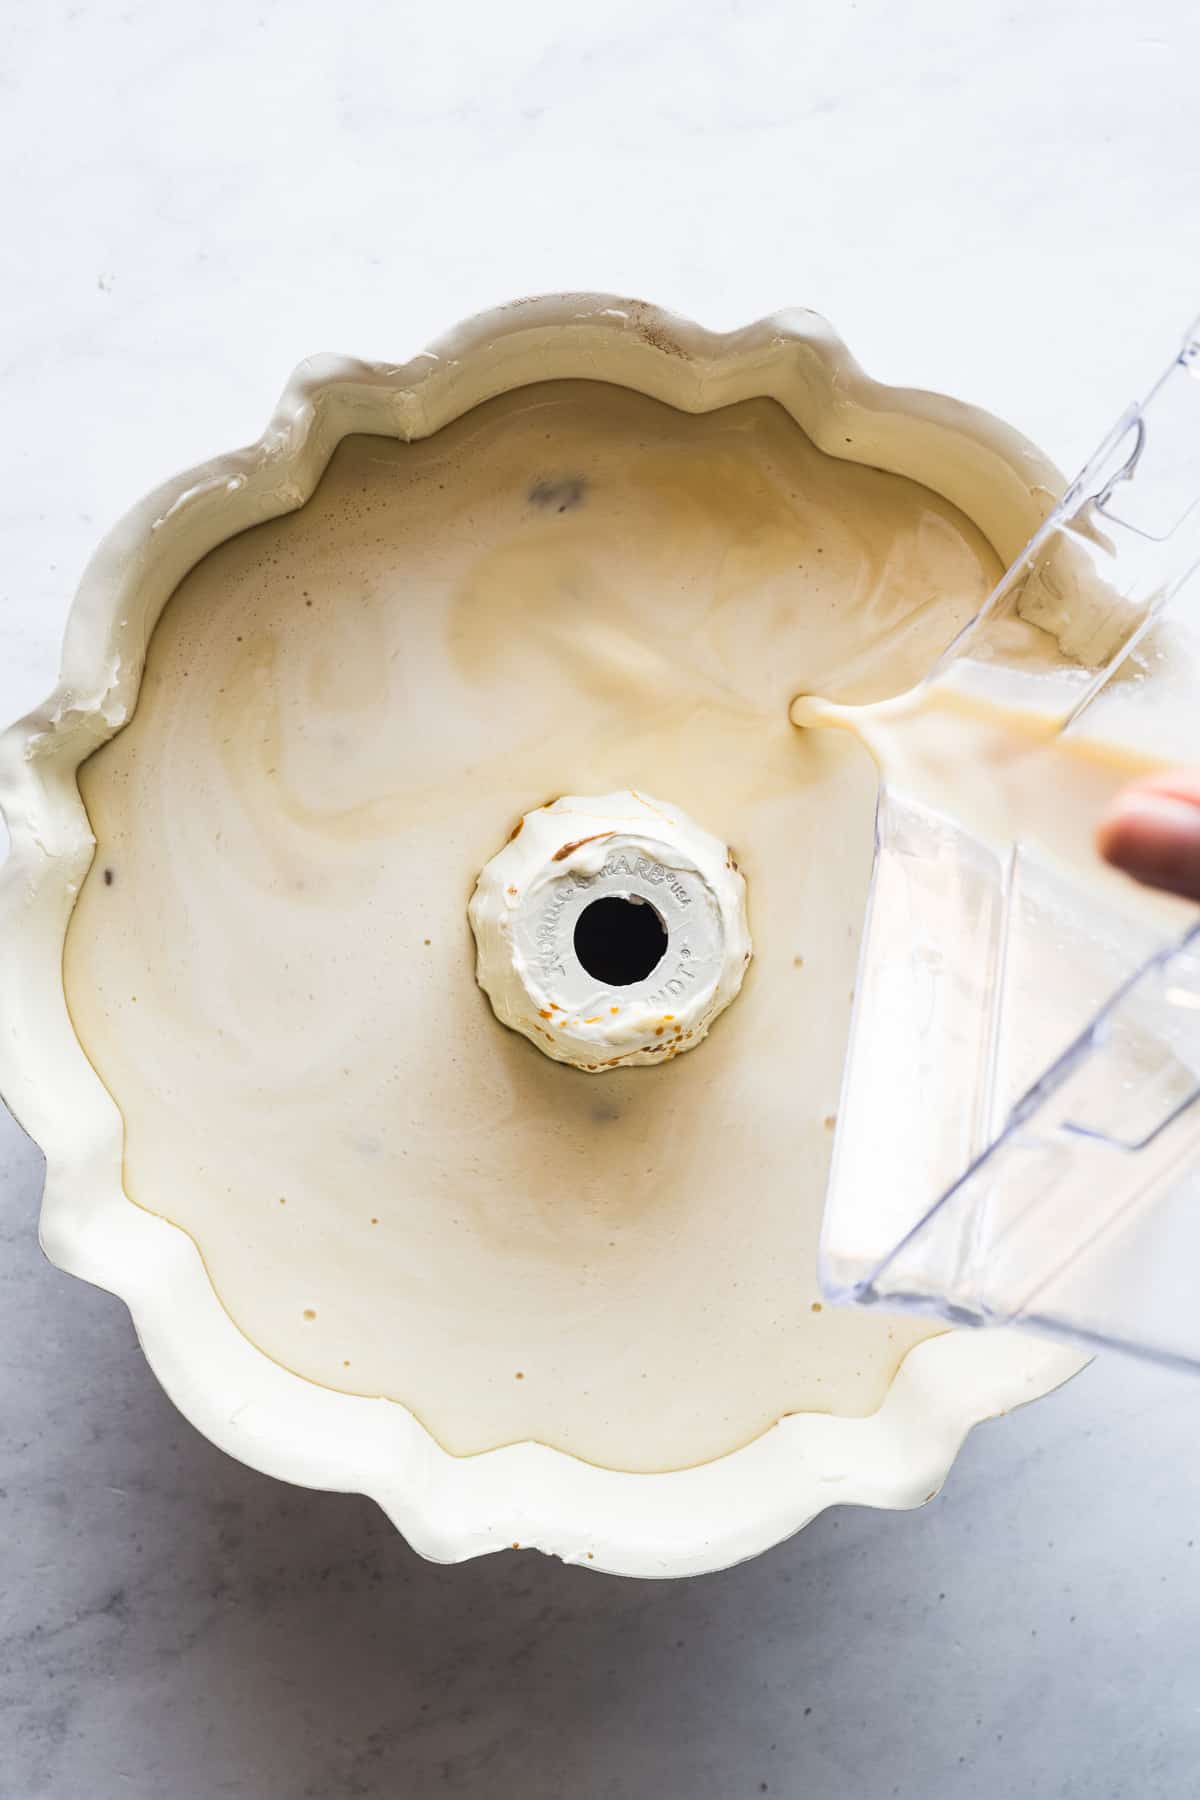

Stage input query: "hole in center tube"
[{"left": 573, "top": 896, "right": 668, "bottom": 987}]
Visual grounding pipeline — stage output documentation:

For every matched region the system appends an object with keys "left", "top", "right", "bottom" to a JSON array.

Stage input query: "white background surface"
[{"left": 3, "top": 2, "right": 1200, "bottom": 1794}]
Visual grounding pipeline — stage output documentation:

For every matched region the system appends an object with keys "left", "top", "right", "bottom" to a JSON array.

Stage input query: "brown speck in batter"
[
  {"left": 529, "top": 476, "right": 587, "bottom": 512},
  {"left": 303, "top": 1308, "right": 316, "bottom": 1320},
  {"left": 103, "top": 867, "right": 114, "bottom": 886}
]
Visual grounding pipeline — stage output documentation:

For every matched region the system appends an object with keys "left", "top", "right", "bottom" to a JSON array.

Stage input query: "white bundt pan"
[{"left": 0, "top": 296, "right": 1084, "bottom": 1576}]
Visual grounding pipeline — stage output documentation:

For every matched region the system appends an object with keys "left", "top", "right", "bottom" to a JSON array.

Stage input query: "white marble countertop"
[{"left": 3, "top": 2, "right": 1200, "bottom": 1794}]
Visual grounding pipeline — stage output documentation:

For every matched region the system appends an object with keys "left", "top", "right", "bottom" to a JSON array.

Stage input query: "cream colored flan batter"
[{"left": 65, "top": 379, "right": 1016, "bottom": 1473}]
